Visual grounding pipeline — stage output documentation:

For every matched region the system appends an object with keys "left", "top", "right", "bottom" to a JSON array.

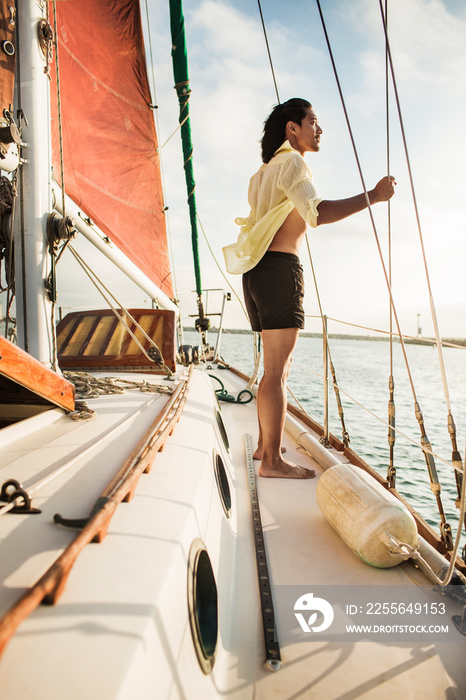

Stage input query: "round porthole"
[
  {"left": 213, "top": 451, "right": 232, "bottom": 518},
  {"left": 215, "top": 408, "right": 230, "bottom": 453},
  {"left": 187, "top": 539, "right": 218, "bottom": 675}
]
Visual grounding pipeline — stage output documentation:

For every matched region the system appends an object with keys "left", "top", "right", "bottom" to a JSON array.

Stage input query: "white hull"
[{"left": 0, "top": 363, "right": 464, "bottom": 699}]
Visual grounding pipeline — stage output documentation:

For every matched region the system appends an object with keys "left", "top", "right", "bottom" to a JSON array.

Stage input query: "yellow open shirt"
[{"left": 223, "top": 141, "right": 322, "bottom": 274}]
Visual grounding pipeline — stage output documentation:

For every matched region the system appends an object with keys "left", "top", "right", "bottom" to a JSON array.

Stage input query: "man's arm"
[{"left": 316, "top": 176, "right": 396, "bottom": 226}]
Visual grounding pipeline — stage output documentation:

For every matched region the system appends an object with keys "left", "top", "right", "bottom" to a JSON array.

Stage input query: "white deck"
[{"left": 0, "top": 364, "right": 464, "bottom": 699}]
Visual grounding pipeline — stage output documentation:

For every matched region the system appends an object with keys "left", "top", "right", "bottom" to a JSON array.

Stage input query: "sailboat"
[{"left": 0, "top": 1, "right": 465, "bottom": 698}]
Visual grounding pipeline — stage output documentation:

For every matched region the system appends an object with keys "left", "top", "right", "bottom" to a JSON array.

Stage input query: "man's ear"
[{"left": 286, "top": 120, "right": 296, "bottom": 133}]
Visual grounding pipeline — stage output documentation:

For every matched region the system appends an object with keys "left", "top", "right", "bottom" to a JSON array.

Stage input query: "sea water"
[{"left": 184, "top": 329, "right": 466, "bottom": 550}]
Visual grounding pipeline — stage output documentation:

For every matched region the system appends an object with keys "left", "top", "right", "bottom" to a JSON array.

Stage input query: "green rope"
[{"left": 209, "top": 375, "right": 253, "bottom": 405}]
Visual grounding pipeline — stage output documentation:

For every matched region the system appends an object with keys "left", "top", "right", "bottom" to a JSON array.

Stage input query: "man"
[{"left": 223, "top": 98, "right": 396, "bottom": 479}]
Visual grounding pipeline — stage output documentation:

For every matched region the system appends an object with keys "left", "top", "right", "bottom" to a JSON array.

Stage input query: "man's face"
[{"left": 292, "top": 108, "right": 322, "bottom": 154}]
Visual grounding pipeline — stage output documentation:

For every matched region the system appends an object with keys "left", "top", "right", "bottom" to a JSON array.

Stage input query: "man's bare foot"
[
  {"left": 253, "top": 446, "right": 286, "bottom": 460},
  {"left": 258, "top": 457, "right": 315, "bottom": 479}
]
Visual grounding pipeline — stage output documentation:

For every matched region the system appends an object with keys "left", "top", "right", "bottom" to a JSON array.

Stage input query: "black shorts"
[{"left": 242, "top": 251, "right": 305, "bottom": 332}]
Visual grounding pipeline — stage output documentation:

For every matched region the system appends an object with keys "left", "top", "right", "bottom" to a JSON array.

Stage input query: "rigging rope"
[
  {"left": 196, "top": 213, "right": 248, "bottom": 320},
  {"left": 387, "top": 438, "right": 466, "bottom": 586},
  {"left": 384, "top": 0, "right": 396, "bottom": 490},
  {"left": 159, "top": 104, "right": 190, "bottom": 150},
  {"left": 51, "top": 3, "right": 65, "bottom": 222},
  {"left": 1, "top": 172, "right": 17, "bottom": 341},
  {"left": 305, "top": 315, "right": 466, "bottom": 350},
  {"left": 304, "top": 233, "right": 350, "bottom": 446},
  {"left": 143, "top": 0, "right": 157, "bottom": 107},
  {"left": 314, "top": 0, "right": 453, "bottom": 549},
  {"left": 244, "top": 333, "right": 262, "bottom": 390},
  {"left": 64, "top": 372, "right": 173, "bottom": 400},
  {"left": 50, "top": 2, "right": 66, "bottom": 372},
  {"left": 295, "top": 360, "right": 460, "bottom": 475},
  {"left": 142, "top": 0, "right": 182, "bottom": 345},
  {"left": 256, "top": 0, "right": 280, "bottom": 103},
  {"left": 377, "top": 0, "right": 464, "bottom": 530}
]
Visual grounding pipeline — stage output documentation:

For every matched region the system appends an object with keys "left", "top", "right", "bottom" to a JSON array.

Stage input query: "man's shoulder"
[
  {"left": 270, "top": 145, "right": 306, "bottom": 170},
  {"left": 276, "top": 151, "right": 311, "bottom": 185},
  {"left": 273, "top": 149, "right": 300, "bottom": 162}
]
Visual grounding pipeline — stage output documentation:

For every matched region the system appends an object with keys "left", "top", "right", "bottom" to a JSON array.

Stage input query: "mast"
[
  {"left": 169, "top": 0, "right": 210, "bottom": 342},
  {"left": 14, "top": 0, "right": 54, "bottom": 364}
]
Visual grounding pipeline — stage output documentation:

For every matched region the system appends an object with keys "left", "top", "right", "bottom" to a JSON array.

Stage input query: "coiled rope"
[{"left": 209, "top": 374, "right": 253, "bottom": 404}]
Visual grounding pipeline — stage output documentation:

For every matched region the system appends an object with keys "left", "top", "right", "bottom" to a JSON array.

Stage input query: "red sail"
[{"left": 49, "top": 0, "right": 172, "bottom": 297}]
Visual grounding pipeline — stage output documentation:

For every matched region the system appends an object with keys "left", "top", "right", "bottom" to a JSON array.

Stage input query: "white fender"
[{"left": 316, "top": 463, "right": 418, "bottom": 568}]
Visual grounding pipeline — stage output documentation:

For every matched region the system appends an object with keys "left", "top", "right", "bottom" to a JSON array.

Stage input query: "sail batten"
[{"left": 49, "top": 0, "right": 172, "bottom": 298}]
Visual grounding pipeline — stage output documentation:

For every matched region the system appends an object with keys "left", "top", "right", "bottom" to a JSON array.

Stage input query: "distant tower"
[{"left": 417, "top": 313, "right": 422, "bottom": 337}]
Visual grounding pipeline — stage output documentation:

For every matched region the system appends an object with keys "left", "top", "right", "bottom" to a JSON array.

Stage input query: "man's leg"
[
  {"left": 253, "top": 383, "right": 286, "bottom": 459},
  {"left": 257, "top": 328, "right": 315, "bottom": 479}
]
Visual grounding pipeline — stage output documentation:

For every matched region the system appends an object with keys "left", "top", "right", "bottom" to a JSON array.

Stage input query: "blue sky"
[{"left": 59, "top": 0, "right": 466, "bottom": 338}]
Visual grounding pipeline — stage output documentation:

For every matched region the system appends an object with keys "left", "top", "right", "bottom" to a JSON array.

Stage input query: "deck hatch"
[{"left": 56, "top": 309, "right": 176, "bottom": 371}]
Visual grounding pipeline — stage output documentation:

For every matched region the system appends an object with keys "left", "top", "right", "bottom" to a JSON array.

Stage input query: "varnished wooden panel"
[
  {"left": 0, "top": 337, "right": 75, "bottom": 411},
  {"left": 57, "top": 309, "right": 177, "bottom": 372}
]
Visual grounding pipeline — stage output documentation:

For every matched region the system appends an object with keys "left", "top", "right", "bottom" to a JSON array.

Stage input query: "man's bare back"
[{"left": 268, "top": 208, "right": 307, "bottom": 256}]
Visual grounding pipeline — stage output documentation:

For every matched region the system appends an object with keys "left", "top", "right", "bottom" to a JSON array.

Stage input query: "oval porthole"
[
  {"left": 187, "top": 539, "right": 218, "bottom": 675},
  {"left": 215, "top": 408, "right": 230, "bottom": 453},
  {"left": 213, "top": 451, "right": 232, "bottom": 518}
]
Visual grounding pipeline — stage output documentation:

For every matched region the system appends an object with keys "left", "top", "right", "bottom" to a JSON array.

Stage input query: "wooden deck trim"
[{"left": 0, "top": 337, "right": 75, "bottom": 411}]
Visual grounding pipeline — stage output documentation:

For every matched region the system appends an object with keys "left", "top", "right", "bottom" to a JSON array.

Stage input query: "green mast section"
[{"left": 169, "top": 0, "right": 207, "bottom": 328}]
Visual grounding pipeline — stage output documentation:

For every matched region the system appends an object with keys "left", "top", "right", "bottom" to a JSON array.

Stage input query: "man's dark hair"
[{"left": 261, "top": 98, "right": 311, "bottom": 163}]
